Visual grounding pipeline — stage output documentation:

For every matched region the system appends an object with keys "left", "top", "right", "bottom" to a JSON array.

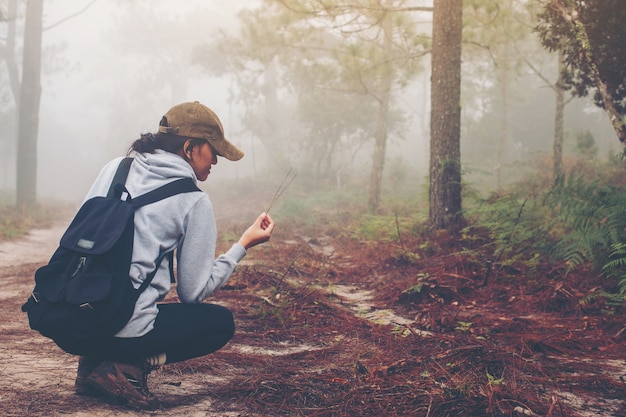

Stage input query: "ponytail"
[
  {"left": 127, "top": 132, "right": 192, "bottom": 156},
  {"left": 128, "top": 133, "right": 158, "bottom": 155}
]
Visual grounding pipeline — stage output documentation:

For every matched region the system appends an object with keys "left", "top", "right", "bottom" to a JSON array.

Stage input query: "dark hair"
[
  {"left": 127, "top": 132, "right": 207, "bottom": 157},
  {"left": 128, "top": 132, "right": 179, "bottom": 155}
]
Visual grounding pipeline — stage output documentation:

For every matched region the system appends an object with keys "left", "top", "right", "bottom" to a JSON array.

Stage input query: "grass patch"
[{"left": 0, "top": 202, "right": 71, "bottom": 241}]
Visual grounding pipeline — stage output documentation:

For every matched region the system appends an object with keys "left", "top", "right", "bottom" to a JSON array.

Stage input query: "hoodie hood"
[
  {"left": 134, "top": 150, "right": 197, "bottom": 183},
  {"left": 83, "top": 150, "right": 201, "bottom": 205}
]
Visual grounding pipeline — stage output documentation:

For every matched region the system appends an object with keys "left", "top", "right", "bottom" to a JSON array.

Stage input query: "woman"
[{"left": 72, "top": 101, "right": 275, "bottom": 409}]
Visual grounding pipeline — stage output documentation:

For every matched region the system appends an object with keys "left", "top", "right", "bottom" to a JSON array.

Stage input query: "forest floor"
[{"left": 0, "top": 198, "right": 625, "bottom": 417}]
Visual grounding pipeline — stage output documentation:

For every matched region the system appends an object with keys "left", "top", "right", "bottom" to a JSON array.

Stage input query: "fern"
[
  {"left": 464, "top": 191, "right": 555, "bottom": 267},
  {"left": 603, "top": 243, "right": 626, "bottom": 273},
  {"left": 468, "top": 171, "right": 626, "bottom": 300},
  {"left": 545, "top": 174, "right": 626, "bottom": 296}
]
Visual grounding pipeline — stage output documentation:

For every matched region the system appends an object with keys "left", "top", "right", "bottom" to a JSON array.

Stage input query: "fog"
[
  {"left": 1, "top": 0, "right": 618, "bottom": 205},
  {"left": 35, "top": 0, "right": 265, "bottom": 201}
]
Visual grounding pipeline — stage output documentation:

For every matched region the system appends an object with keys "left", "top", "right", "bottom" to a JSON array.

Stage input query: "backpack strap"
[
  {"left": 131, "top": 178, "right": 201, "bottom": 208},
  {"left": 167, "top": 251, "right": 176, "bottom": 284},
  {"left": 137, "top": 250, "right": 173, "bottom": 294},
  {"left": 106, "top": 157, "right": 134, "bottom": 198},
  {"left": 105, "top": 159, "right": 200, "bottom": 290}
]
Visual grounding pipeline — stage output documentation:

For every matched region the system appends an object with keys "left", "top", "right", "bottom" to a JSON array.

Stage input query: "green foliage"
[
  {"left": 572, "top": 129, "right": 598, "bottom": 158},
  {"left": 402, "top": 273, "right": 429, "bottom": 296},
  {"left": 536, "top": 0, "right": 626, "bottom": 114},
  {"left": 349, "top": 213, "right": 419, "bottom": 242},
  {"left": 544, "top": 174, "right": 626, "bottom": 304},
  {"left": 545, "top": 174, "right": 626, "bottom": 275},
  {"left": 391, "top": 325, "right": 411, "bottom": 338},
  {"left": 486, "top": 370, "right": 504, "bottom": 386},
  {"left": 269, "top": 182, "right": 426, "bottom": 242},
  {"left": 464, "top": 191, "right": 553, "bottom": 267},
  {"left": 196, "top": 0, "right": 429, "bottom": 190},
  {"left": 272, "top": 187, "right": 368, "bottom": 228},
  {"left": 350, "top": 215, "right": 396, "bottom": 241},
  {"left": 249, "top": 298, "right": 293, "bottom": 328},
  {"left": 604, "top": 243, "right": 626, "bottom": 282},
  {"left": 402, "top": 283, "right": 424, "bottom": 296},
  {"left": 455, "top": 321, "right": 473, "bottom": 332},
  {"left": 467, "top": 167, "right": 626, "bottom": 300},
  {"left": 580, "top": 285, "right": 626, "bottom": 310}
]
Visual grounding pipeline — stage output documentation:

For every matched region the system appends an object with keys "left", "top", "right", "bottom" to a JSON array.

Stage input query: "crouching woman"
[{"left": 65, "top": 102, "right": 274, "bottom": 409}]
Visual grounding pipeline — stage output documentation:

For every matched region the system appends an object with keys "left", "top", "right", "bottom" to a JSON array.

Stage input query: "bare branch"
[{"left": 43, "top": 0, "right": 98, "bottom": 31}]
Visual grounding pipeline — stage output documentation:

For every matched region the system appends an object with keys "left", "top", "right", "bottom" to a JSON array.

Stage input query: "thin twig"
[
  {"left": 266, "top": 168, "right": 297, "bottom": 214},
  {"left": 394, "top": 212, "right": 408, "bottom": 253},
  {"left": 275, "top": 253, "right": 303, "bottom": 292}
]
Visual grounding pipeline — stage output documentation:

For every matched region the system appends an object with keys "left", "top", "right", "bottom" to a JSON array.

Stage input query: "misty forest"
[{"left": 1, "top": 1, "right": 625, "bottom": 416}]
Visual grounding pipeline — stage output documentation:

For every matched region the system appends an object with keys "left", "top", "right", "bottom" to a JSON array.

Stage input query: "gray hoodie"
[{"left": 84, "top": 150, "right": 246, "bottom": 337}]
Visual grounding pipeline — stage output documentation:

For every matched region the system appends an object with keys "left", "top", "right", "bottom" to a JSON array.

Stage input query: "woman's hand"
[{"left": 238, "top": 212, "right": 275, "bottom": 250}]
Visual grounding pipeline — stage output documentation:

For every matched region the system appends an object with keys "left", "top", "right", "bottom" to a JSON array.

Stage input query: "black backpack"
[{"left": 21, "top": 157, "right": 200, "bottom": 347}]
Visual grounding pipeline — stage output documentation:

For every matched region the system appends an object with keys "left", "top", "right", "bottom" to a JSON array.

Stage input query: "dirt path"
[
  {"left": 0, "top": 220, "right": 66, "bottom": 268},
  {"left": 1, "top": 217, "right": 625, "bottom": 416},
  {"left": 0, "top": 221, "right": 245, "bottom": 416}
]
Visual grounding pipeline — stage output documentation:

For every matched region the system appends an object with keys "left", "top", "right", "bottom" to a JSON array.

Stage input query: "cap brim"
[{"left": 207, "top": 137, "right": 244, "bottom": 161}]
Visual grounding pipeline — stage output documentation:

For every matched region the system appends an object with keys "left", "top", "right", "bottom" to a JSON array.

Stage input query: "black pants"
[{"left": 56, "top": 303, "right": 235, "bottom": 364}]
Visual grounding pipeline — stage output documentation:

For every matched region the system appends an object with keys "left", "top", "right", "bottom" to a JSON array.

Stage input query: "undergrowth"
[
  {"left": 547, "top": 174, "right": 626, "bottom": 305},
  {"left": 0, "top": 200, "right": 69, "bottom": 241},
  {"left": 1, "top": 205, "right": 47, "bottom": 240},
  {"left": 259, "top": 159, "right": 626, "bottom": 305},
  {"left": 6, "top": 156, "right": 626, "bottom": 305},
  {"left": 465, "top": 161, "right": 626, "bottom": 305}
]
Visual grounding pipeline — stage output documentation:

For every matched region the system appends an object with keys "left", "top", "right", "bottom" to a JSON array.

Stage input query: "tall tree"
[
  {"left": 552, "top": 53, "right": 566, "bottom": 180},
  {"left": 285, "top": 1, "right": 429, "bottom": 213},
  {"left": 429, "top": 0, "right": 463, "bottom": 232},
  {"left": 537, "top": 0, "right": 626, "bottom": 145},
  {"left": 16, "top": 0, "right": 43, "bottom": 206},
  {"left": 366, "top": 3, "right": 392, "bottom": 213},
  {"left": 520, "top": 48, "right": 573, "bottom": 182},
  {"left": 1, "top": 0, "right": 20, "bottom": 190},
  {"left": 2, "top": 0, "right": 21, "bottom": 102},
  {"left": 462, "top": 0, "right": 551, "bottom": 187},
  {"left": 196, "top": 0, "right": 428, "bottom": 212},
  {"left": 2, "top": 0, "right": 113, "bottom": 202}
]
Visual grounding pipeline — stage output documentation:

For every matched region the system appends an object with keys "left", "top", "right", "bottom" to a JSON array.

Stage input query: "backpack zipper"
[{"left": 71, "top": 256, "right": 87, "bottom": 277}]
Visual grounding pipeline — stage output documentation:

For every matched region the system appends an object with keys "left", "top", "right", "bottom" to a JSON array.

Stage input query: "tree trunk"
[
  {"left": 496, "top": 70, "right": 510, "bottom": 190},
  {"left": 5, "top": 0, "right": 20, "bottom": 102},
  {"left": 552, "top": 0, "right": 626, "bottom": 144},
  {"left": 429, "top": 0, "right": 463, "bottom": 232},
  {"left": 2, "top": 0, "right": 20, "bottom": 191},
  {"left": 367, "top": 8, "right": 393, "bottom": 214},
  {"left": 495, "top": 0, "right": 512, "bottom": 190},
  {"left": 553, "top": 51, "right": 565, "bottom": 182},
  {"left": 16, "top": 0, "right": 44, "bottom": 206}
]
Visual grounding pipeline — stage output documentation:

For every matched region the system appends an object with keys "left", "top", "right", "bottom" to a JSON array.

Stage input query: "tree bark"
[
  {"left": 429, "top": 0, "right": 463, "bottom": 232},
  {"left": 552, "top": 0, "right": 626, "bottom": 144},
  {"left": 496, "top": 70, "right": 510, "bottom": 190},
  {"left": 367, "top": 7, "right": 393, "bottom": 214},
  {"left": 16, "top": 0, "right": 44, "bottom": 206},
  {"left": 1, "top": 0, "right": 20, "bottom": 190},
  {"left": 5, "top": 0, "right": 21, "bottom": 103},
  {"left": 553, "top": 51, "right": 565, "bottom": 182}
]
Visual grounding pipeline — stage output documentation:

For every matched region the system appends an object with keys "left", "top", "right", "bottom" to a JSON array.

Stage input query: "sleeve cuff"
[{"left": 227, "top": 242, "right": 247, "bottom": 263}]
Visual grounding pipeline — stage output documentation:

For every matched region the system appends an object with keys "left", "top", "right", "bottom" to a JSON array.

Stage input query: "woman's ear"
[{"left": 184, "top": 140, "right": 193, "bottom": 159}]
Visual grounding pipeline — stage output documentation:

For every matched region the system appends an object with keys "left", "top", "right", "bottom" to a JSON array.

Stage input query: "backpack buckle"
[{"left": 80, "top": 303, "right": 94, "bottom": 311}]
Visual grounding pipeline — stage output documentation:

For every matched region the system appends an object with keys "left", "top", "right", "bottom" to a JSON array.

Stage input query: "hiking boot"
[
  {"left": 75, "top": 356, "right": 101, "bottom": 396},
  {"left": 82, "top": 360, "right": 160, "bottom": 410}
]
